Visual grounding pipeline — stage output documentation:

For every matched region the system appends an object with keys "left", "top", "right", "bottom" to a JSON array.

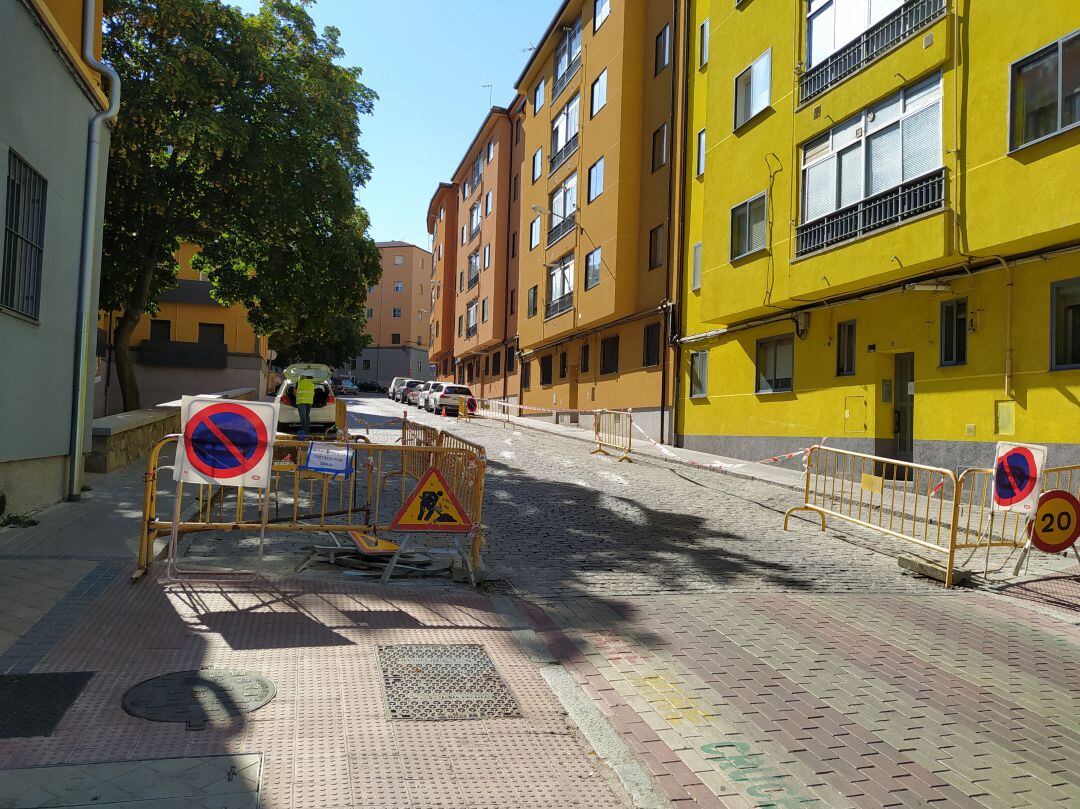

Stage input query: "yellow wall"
[
  {"left": 679, "top": 1, "right": 1080, "bottom": 461},
  {"left": 32, "top": 0, "right": 108, "bottom": 108}
]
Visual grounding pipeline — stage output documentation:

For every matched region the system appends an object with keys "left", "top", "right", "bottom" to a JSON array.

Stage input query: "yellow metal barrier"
[
  {"left": 785, "top": 445, "right": 960, "bottom": 586},
  {"left": 592, "top": 410, "right": 633, "bottom": 462},
  {"left": 134, "top": 432, "right": 486, "bottom": 581}
]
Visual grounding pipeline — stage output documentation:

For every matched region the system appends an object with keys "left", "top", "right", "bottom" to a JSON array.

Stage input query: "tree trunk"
[{"left": 113, "top": 257, "right": 159, "bottom": 412}]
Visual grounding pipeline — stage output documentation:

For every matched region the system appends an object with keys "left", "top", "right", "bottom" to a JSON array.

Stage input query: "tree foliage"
[{"left": 102, "top": 0, "right": 380, "bottom": 409}]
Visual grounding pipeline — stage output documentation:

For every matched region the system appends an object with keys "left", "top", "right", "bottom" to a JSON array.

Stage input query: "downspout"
[
  {"left": 669, "top": 0, "right": 693, "bottom": 447},
  {"left": 68, "top": 0, "right": 121, "bottom": 500},
  {"left": 990, "top": 255, "right": 1013, "bottom": 399},
  {"left": 659, "top": 0, "right": 682, "bottom": 445}
]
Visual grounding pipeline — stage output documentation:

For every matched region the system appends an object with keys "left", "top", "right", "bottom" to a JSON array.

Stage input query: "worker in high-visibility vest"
[{"left": 296, "top": 374, "right": 315, "bottom": 438}]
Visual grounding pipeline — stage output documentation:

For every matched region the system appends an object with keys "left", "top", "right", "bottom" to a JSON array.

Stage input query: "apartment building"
[
  {"left": 677, "top": 0, "right": 1080, "bottom": 468},
  {"left": 514, "top": 0, "right": 680, "bottom": 439},
  {"left": 345, "top": 241, "right": 433, "bottom": 387},
  {"left": 427, "top": 183, "right": 458, "bottom": 381},
  {"left": 446, "top": 107, "right": 521, "bottom": 402},
  {"left": 0, "top": 0, "right": 116, "bottom": 513},
  {"left": 95, "top": 243, "right": 269, "bottom": 415}
]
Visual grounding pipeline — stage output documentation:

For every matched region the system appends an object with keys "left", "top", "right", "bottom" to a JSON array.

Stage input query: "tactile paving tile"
[
  {"left": 122, "top": 668, "right": 275, "bottom": 730},
  {"left": 376, "top": 644, "right": 520, "bottom": 720}
]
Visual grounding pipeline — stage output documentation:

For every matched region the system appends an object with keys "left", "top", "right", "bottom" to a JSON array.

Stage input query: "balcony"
[
  {"left": 549, "top": 132, "right": 579, "bottom": 175},
  {"left": 545, "top": 291, "right": 573, "bottom": 319},
  {"left": 465, "top": 323, "right": 478, "bottom": 338},
  {"left": 794, "top": 167, "right": 945, "bottom": 257},
  {"left": 468, "top": 171, "right": 482, "bottom": 195},
  {"left": 468, "top": 222, "right": 481, "bottom": 242},
  {"left": 547, "top": 212, "right": 576, "bottom": 247},
  {"left": 552, "top": 54, "right": 581, "bottom": 102},
  {"left": 467, "top": 270, "right": 480, "bottom": 291},
  {"left": 799, "top": 0, "right": 946, "bottom": 105},
  {"left": 136, "top": 339, "right": 228, "bottom": 369}
]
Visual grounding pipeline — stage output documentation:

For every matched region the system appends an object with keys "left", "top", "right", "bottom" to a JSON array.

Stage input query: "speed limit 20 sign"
[{"left": 1029, "top": 490, "right": 1080, "bottom": 554}]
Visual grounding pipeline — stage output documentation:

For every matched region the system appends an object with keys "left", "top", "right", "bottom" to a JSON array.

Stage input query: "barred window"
[{"left": 2, "top": 152, "right": 47, "bottom": 319}]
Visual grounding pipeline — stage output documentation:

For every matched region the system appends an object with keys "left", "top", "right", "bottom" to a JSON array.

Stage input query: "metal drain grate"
[
  {"left": 376, "top": 644, "right": 521, "bottom": 720},
  {"left": 122, "top": 669, "right": 275, "bottom": 730}
]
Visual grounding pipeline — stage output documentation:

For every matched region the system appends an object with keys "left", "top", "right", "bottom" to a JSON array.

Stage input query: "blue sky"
[{"left": 232, "top": 0, "right": 561, "bottom": 250}]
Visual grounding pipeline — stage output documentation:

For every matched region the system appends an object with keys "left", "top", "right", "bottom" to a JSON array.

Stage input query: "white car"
[
  {"left": 274, "top": 363, "right": 337, "bottom": 435},
  {"left": 408, "top": 382, "right": 431, "bottom": 407},
  {"left": 429, "top": 384, "right": 474, "bottom": 416},
  {"left": 423, "top": 382, "right": 446, "bottom": 411}
]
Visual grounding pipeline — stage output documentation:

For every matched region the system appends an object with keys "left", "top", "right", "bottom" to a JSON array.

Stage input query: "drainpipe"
[
  {"left": 68, "top": 0, "right": 121, "bottom": 500},
  {"left": 990, "top": 255, "right": 1013, "bottom": 399},
  {"left": 659, "top": 0, "right": 682, "bottom": 446}
]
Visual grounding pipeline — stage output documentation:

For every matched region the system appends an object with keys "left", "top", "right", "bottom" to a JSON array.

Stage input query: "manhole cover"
[
  {"left": 0, "top": 672, "right": 94, "bottom": 739},
  {"left": 122, "top": 669, "right": 275, "bottom": 730},
  {"left": 376, "top": 643, "right": 520, "bottom": 720}
]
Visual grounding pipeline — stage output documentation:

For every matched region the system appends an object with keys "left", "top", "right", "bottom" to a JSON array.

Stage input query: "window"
[
  {"left": 546, "top": 252, "right": 574, "bottom": 317},
  {"left": 527, "top": 285, "right": 538, "bottom": 317},
  {"left": 481, "top": 297, "right": 489, "bottom": 322},
  {"left": 362, "top": 359, "right": 371, "bottom": 371},
  {"left": 483, "top": 244, "right": 490, "bottom": 268},
  {"left": 1, "top": 151, "right": 47, "bottom": 319},
  {"left": 521, "top": 358, "right": 531, "bottom": 388},
  {"left": 198, "top": 323, "right": 224, "bottom": 344},
  {"left": 540, "top": 354, "right": 553, "bottom": 386},
  {"left": 691, "top": 242, "right": 703, "bottom": 291},
  {"left": 534, "top": 78, "right": 545, "bottom": 111},
  {"left": 731, "top": 193, "right": 767, "bottom": 259},
  {"left": 655, "top": 24, "right": 670, "bottom": 75},
  {"left": 690, "top": 351, "right": 709, "bottom": 398},
  {"left": 550, "top": 173, "right": 578, "bottom": 238},
  {"left": 469, "top": 203, "right": 481, "bottom": 233},
  {"left": 698, "top": 18, "right": 710, "bottom": 67},
  {"left": 487, "top": 139, "right": 495, "bottom": 163},
  {"left": 492, "top": 350, "right": 501, "bottom": 377},
  {"left": 366, "top": 307, "right": 374, "bottom": 318},
  {"left": 581, "top": 343, "right": 590, "bottom": 373},
  {"left": 394, "top": 254, "right": 404, "bottom": 266},
  {"left": 938, "top": 298, "right": 968, "bottom": 367},
  {"left": 461, "top": 225, "right": 466, "bottom": 244},
  {"left": 530, "top": 216, "right": 541, "bottom": 249},
  {"left": 807, "top": 0, "right": 902, "bottom": 69},
  {"left": 551, "top": 94, "right": 581, "bottom": 166},
  {"left": 585, "top": 247, "right": 602, "bottom": 289},
  {"left": 466, "top": 299, "right": 478, "bottom": 331},
  {"left": 510, "top": 290, "right": 516, "bottom": 314},
  {"left": 735, "top": 50, "right": 771, "bottom": 128},
  {"left": 600, "top": 335, "right": 619, "bottom": 374},
  {"left": 588, "top": 158, "right": 604, "bottom": 202},
  {"left": 591, "top": 69, "right": 608, "bottom": 117},
  {"left": 467, "top": 252, "right": 480, "bottom": 286},
  {"left": 532, "top": 148, "right": 543, "bottom": 181},
  {"left": 594, "top": 0, "right": 610, "bottom": 31},
  {"left": 391, "top": 333, "right": 401, "bottom": 345},
  {"left": 392, "top": 307, "right": 402, "bottom": 318},
  {"left": 648, "top": 225, "right": 664, "bottom": 269},
  {"left": 512, "top": 174, "right": 519, "bottom": 201},
  {"left": 507, "top": 346, "right": 516, "bottom": 373},
  {"left": 554, "top": 19, "right": 582, "bottom": 90},
  {"left": 393, "top": 281, "right": 404, "bottom": 292},
  {"left": 485, "top": 190, "right": 492, "bottom": 216},
  {"left": 559, "top": 351, "right": 567, "bottom": 378},
  {"left": 756, "top": 335, "right": 794, "bottom": 393},
  {"left": 800, "top": 74, "right": 942, "bottom": 224},
  {"left": 652, "top": 124, "right": 668, "bottom": 171},
  {"left": 511, "top": 231, "right": 517, "bottom": 258},
  {"left": 836, "top": 320, "right": 856, "bottom": 376},
  {"left": 457, "top": 316, "right": 462, "bottom": 336},
  {"left": 643, "top": 322, "right": 661, "bottom": 368},
  {"left": 1011, "top": 33, "right": 1080, "bottom": 150},
  {"left": 1052, "top": 279, "right": 1080, "bottom": 369},
  {"left": 696, "top": 129, "right": 706, "bottom": 176},
  {"left": 149, "top": 319, "right": 171, "bottom": 341},
  {"left": 459, "top": 270, "right": 464, "bottom": 291}
]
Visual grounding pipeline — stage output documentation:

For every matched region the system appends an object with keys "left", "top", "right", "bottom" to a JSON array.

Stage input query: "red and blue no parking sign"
[
  {"left": 175, "top": 397, "right": 280, "bottom": 489},
  {"left": 992, "top": 442, "right": 1046, "bottom": 515}
]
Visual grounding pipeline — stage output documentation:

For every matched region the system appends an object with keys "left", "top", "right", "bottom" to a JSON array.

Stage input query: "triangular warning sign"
[
  {"left": 390, "top": 466, "right": 473, "bottom": 533},
  {"left": 347, "top": 531, "right": 401, "bottom": 556}
]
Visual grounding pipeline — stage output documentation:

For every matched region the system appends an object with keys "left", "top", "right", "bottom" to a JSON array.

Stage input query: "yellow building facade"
[
  {"left": 514, "top": 0, "right": 679, "bottom": 439},
  {"left": 678, "top": 0, "right": 1080, "bottom": 469}
]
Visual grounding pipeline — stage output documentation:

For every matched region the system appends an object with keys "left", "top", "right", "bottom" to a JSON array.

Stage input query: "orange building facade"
[{"left": 427, "top": 183, "right": 458, "bottom": 381}]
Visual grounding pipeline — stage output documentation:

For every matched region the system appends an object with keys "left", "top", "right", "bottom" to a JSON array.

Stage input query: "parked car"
[
  {"left": 408, "top": 382, "right": 431, "bottom": 407},
  {"left": 332, "top": 378, "right": 359, "bottom": 395},
  {"left": 392, "top": 379, "right": 420, "bottom": 402},
  {"left": 430, "top": 384, "right": 474, "bottom": 416},
  {"left": 387, "top": 377, "right": 408, "bottom": 399},
  {"left": 357, "top": 380, "right": 385, "bottom": 393},
  {"left": 275, "top": 363, "right": 337, "bottom": 434},
  {"left": 423, "top": 382, "right": 445, "bottom": 411}
]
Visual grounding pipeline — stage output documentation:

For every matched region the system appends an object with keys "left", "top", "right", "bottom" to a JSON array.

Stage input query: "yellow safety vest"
[{"left": 296, "top": 378, "right": 315, "bottom": 405}]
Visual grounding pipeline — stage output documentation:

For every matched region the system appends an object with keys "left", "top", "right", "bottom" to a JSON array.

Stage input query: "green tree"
[{"left": 101, "top": 0, "right": 380, "bottom": 410}]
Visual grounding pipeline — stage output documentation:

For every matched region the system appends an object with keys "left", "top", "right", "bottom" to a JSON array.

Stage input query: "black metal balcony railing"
[
  {"left": 549, "top": 132, "right": 579, "bottom": 174},
  {"left": 795, "top": 167, "right": 945, "bottom": 257},
  {"left": 468, "top": 222, "right": 481, "bottom": 242},
  {"left": 465, "top": 323, "right": 478, "bottom": 338},
  {"left": 552, "top": 54, "right": 581, "bottom": 101},
  {"left": 545, "top": 291, "right": 573, "bottom": 319},
  {"left": 799, "top": 0, "right": 946, "bottom": 104},
  {"left": 468, "top": 171, "right": 482, "bottom": 195},
  {"left": 467, "top": 270, "right": 480, "bottom": 291},
  {"left": 547, "top": 212, "right": 576, "bottom": 247}
]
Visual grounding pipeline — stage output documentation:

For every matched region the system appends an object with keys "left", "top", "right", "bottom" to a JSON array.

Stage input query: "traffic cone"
[{"left": 441, "top": 405, "right": 446, "bottom": 417}]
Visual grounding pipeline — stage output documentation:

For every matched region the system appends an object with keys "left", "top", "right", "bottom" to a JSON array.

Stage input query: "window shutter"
[
  {"left": 803, "top": 155, "right": 836, "bottom": 220},
  {"left": 748, "top": 196, "right": 767, "bottom": 252},
  {"left": 902, "top": 102, "right": 941, "bottom": 180},
  {"left": 866, "top": 124, "right": 901, "bottom": 194},
  {"left": 692, "top": 242, "right": 702, "bottom": 290},
  {"left": 838, "top": 145, "right": 862, "bottom": 208}
]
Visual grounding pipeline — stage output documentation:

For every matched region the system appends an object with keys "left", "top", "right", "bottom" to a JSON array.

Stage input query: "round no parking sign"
[{"left": 174, "top": 396, "right": 280, "bottom": 489}]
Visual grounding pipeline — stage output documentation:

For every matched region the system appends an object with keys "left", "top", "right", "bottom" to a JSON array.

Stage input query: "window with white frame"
[
  {"left": 532, "top": 148, "right": 543, "bottom": 181},
  {"left": 530, "top": 216, "right": 541, "bottom": 249},
  {"left": 807, "top": 0, "right": 902, "bottom": 69},
  {"left": 801, "top": 73, "right": 941, "bottom": 224},
  {"left": 588, "top": 157, "right": 604, "bottom": 202},
  {"left": 550, "top": 173, "right": 578, "bottom": 228},
  {"left": 591, "top": 69, "right": 607, "bottom": 117},
  {"left": 1010, "top": 32, "right": 1080, "bottom": 150},
  {"left": 551, "top": 93, "right": 580, "bottom": 157},
  {"left": 699, "top": 18, "right": 710, "bottom": 67},
  {"left": 555, "top": 19, "right": 583, "bottom": 87},
  {"left": 655, "top": 24, "right": 670, "bottom": 74},
  {"left": 483, "top": 243, "right": 490, "bottom": 268},
  {"left": 481, "top": 297, "right": 489, "bottom": 322},
  {"left": 690, "top": 351, "right": 708, "bottom": 398},
  {"left": 735, "top": 50, "right": 771, "bottom": 128},
  {"left": 691, "top": 242, "right": 703, "bottom": 290},
  {"left": 585, "top": 247, "right": 602, "bottom": 289},
  {"left": 393, "top": 281, "right": 404, "bottom": 292},
  {"left": 485, "top": 190, "right": 492, "bottom": 216},
  {"left": 756, "top": 334, "right": 794, "bottom": 393},
  {"left": 547, "top": 252, "right": 574, "bottom": 305},
  {"left": 469, "top": 204, "right": 481, "bottom": 235},
  {"left": 392, "top": 307, "right": 402, "bottom": 318},
  {"left": 731, "top": 193, "right": 767, "bottom": 259},
  {"left": 466, "top": 300, "right": 478, "bottom": 329},
  {"left": 594, "top": 0, "right": 610, "bottom": 31},
  {"left": 533, "top": 78, "right": 545, "bottom": 111},
  {"left": 487, "top": 140, "right": 494, "bottom": 162},
  {"left": 696, "top": 129, "right": 706, "bottom": 176},
  {"left": 394, "top": 254, "right": 404, "bottom": 265}
]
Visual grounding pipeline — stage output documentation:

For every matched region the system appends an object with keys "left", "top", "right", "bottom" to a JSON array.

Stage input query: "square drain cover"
[
  {"left": 0, "top": 672, "right": 94, "bottom": 739},
  {"left": 377, "top": 644, "right": 520, "bottom": 720}
]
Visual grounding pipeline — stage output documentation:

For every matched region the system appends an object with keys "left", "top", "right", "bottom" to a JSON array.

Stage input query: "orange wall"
[
  {"left": 428, "top": 185, "right": 459, "bottom": 376},
  {"left": 366, "top": 243, "right": 432, "bottom": 349}
]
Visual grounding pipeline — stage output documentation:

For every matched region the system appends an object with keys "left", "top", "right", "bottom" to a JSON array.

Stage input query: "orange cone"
[{"left": 441, "top": 405, "right": 446, "bottom": 417}]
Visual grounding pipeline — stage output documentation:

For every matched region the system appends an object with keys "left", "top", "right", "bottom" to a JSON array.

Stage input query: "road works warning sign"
[{"left": 390, "top": 467, "right": 472, "bottom": 533}]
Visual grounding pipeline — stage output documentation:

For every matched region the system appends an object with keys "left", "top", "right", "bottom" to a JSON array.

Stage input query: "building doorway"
[{"left": 893, "top": 352, "right": 914, "bottom": 463}]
